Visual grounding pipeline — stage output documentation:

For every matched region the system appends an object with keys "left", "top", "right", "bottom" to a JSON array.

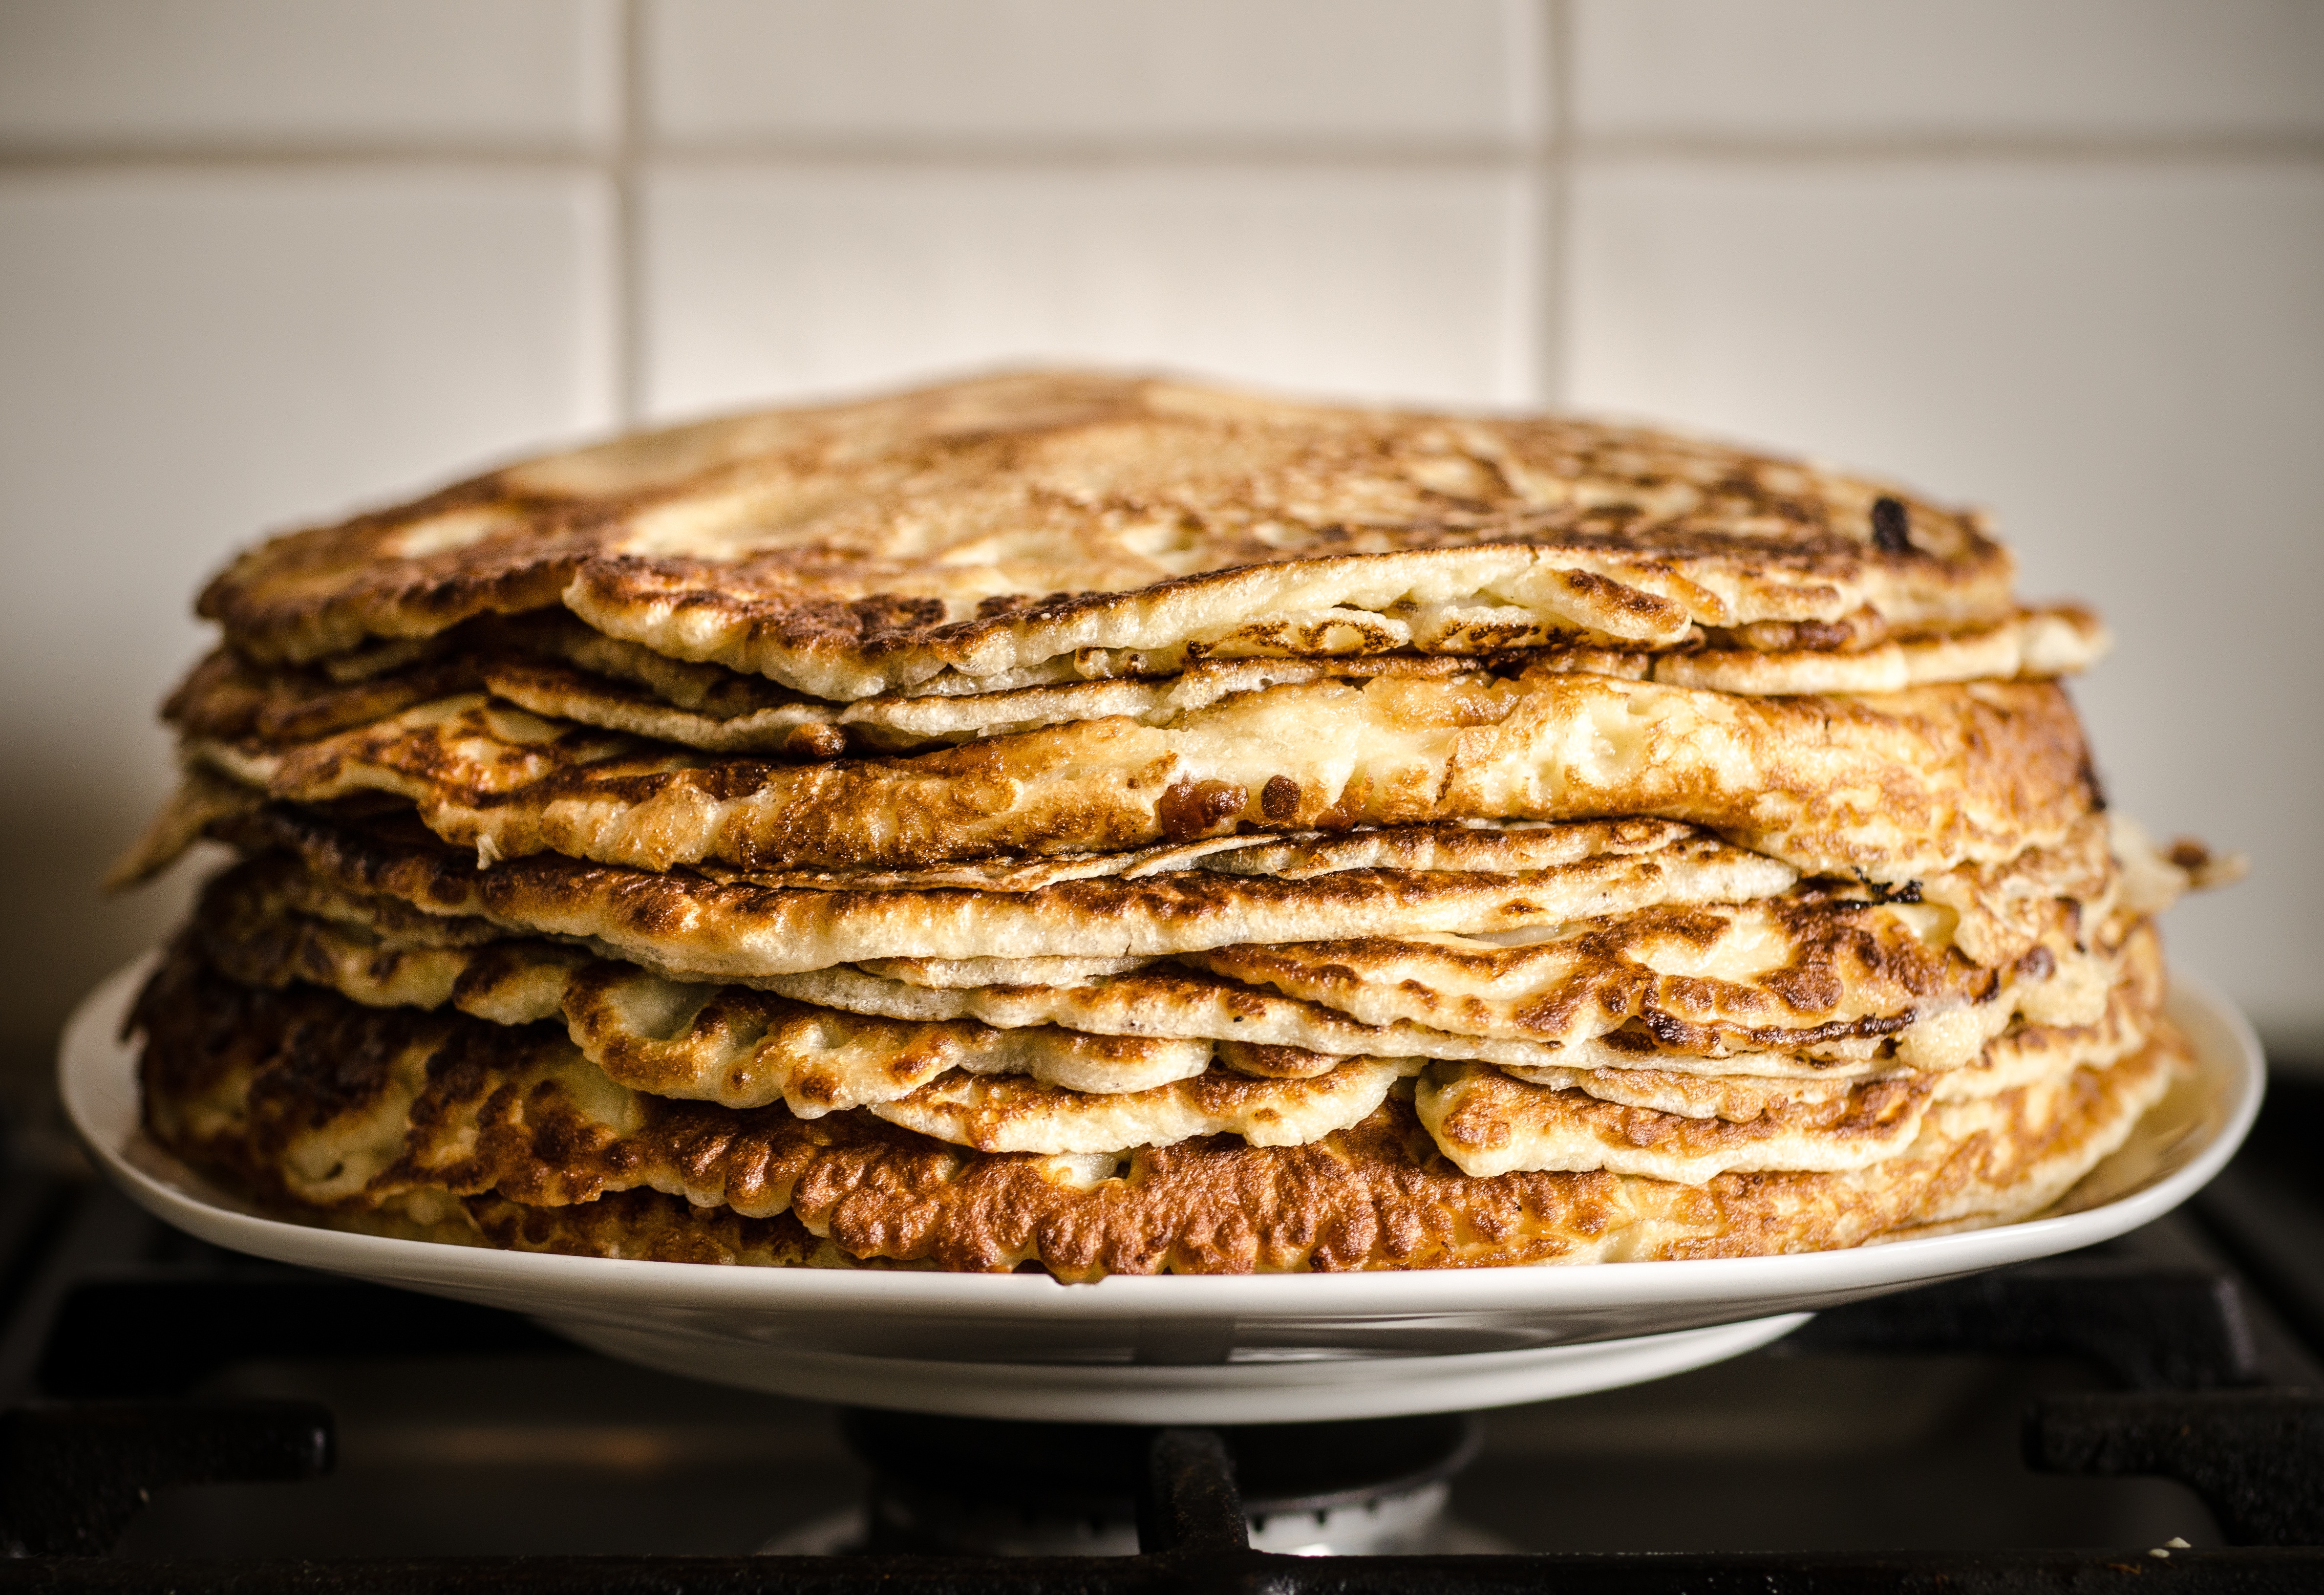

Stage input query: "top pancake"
[{"left": 197, "top": 372, "right": 2020, "bottom": 700}]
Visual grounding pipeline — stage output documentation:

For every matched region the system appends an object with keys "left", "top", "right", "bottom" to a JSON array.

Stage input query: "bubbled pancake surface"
[{"left": 196, "top": 372, "right": 2018, "bottom": 697}]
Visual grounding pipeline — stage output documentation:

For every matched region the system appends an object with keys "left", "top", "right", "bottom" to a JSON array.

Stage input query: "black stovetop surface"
[{"left": 0, "top": 1077, "right": 2316, "bottom": 1590}]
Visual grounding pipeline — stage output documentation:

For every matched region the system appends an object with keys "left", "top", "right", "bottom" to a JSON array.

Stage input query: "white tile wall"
[
  {"left": 643, "top": 163, "right": 1535, "bottom": 418},
  {"left": 1575, "top": 0, "right": 2324, "bottom": 139},
  {"left": 0, "top": 169, "right": 614, "bottom": 1063},
  {"left": 1565, "top": 157, "right": 2324, "bottom": 1048},
  {"left": 0, "top": 0, "right": 619, "bottom": 150},
  {"left": 1, "top": 1, "right": 2319, "bottom": 1065},
  {"left": 647, "top": 0, "right": 1542, "bottom": 149}
]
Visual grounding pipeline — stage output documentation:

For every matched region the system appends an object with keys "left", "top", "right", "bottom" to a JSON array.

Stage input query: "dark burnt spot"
[
  {"left": 1787, "top": 620, "right": 1858, "bottom": 651},
  {"left": 973, "top": 593, "right": 1046, "bottom": 620},
  {"left": 1849, "top": 875, "right": 1923, "bottom": 905},
  {"left": 1157, "top": 778, "right": 1248, "bottom": 842},
  {"left": 1556, "top": 567, "right": 1683, "bottom": 623},
  {"left": 1870, "top": 497, "right": 1912, "bottom": 555},
  {"left": 683, "top": 760, "right": 782, "bottom": 802},
  {"left": 1649, "top": 908, "right": 1732, "bottom": 951},
  {"left": 602, "top": 875, "right": 692, "bottom": 938},
  {"left": 782, "top": 723, "right": 848, "bottom": 761},
  {"left": 1733, "top": 1012, "right": 1915, "bottom": 1050},
  {"left": 2016, "top": 945, "right": 2057, "bottom": 984},
  {"left": 1757, "top": 964, "right": 1845, "bottom": 1013},
  {"left": 1305, "top": 776, "right": 1369, "bottom": 833},
  {"left": 2167, "top": 839, "right": 2213, "bottom": 872},
  {"left": 851, "top": 595, "right": 948, "bottom": 642},
  {"left": 1260, "top": 775, "right": 1301, "bottom": 823},
  {"left": 1638, "top": 1009, "right": 1705, "bottom": 1049}
]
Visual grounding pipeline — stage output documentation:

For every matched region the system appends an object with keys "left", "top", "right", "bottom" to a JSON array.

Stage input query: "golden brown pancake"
[
  {"left": 188, "top": 853, "right": 1363, "bottom": 1115},
  {"left": 166, "top": 604, "right": 2105, "bottom": 769},
  {"left": 195, "top": 372, "right": 2021, "bottom": 696},
  {"left": 140, "top": 935, "right": 2152, "bottom": 1179},
  {"left": 1182, "top": 891, "right": 2125, "bottom": 1076},
  {"left": 1415, "top": 1064, "right": 1938, "bottom": 1181},
  {"left": 869, "top": 1059, "right": 1423, "bottom": 1157},
  {"left": 196, "top": 805, "right": 1802, "bottom": 978},
  {"left": 1495, "top": 922, "right": 2162, "bottom": 1119},
  {"left": 136, "top": 948, "right": 2179, "bottom": 1277},
  {"left": 188, "top": 835, "right": 2135, "bottom": 1097},
  {"left": 346, "top": 1190, "right": 887, "bottom": 1270},
  {"left": 183, "top": 670, "right": 2095, "bottom": 879}
]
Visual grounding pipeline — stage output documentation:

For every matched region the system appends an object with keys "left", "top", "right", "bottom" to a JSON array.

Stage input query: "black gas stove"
[{"left": 0, "top": 1078, "right": 2317, "bottom": 1592}]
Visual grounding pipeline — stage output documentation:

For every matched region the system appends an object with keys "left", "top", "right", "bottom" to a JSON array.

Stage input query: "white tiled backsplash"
[{"left": 2, "top": 0, "right": 2318, "bottom": 1067}]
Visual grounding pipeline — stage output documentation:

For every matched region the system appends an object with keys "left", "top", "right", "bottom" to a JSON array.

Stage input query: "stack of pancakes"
[{"left": 121, "top": 373, "right": 2227, "bottom": 1277}]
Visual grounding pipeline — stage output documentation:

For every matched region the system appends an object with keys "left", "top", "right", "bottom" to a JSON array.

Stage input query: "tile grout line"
[
  {"left": 0, "top": 149, "right": 608, "bottom": 172},
  {"left": 3, "top": 137, "right": 2320, "bottom": 174},
  {"left": 611, "top": 0, "right": 647, "bottom": 428},
  {"left": 1536, "top": 0, "right": 1574, "bottom": 409},
  {"left": 1570, "top": 131, "right": 2324, "bottom": 164}
]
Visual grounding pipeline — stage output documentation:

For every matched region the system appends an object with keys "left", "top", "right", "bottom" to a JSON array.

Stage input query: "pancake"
[
  {"left": 870, "top": 1058, "right": 1421, "bottom": 1156},
  {"left": 1497, "top": 920, "right": 2163, "bottom": 1118},
  {"left": 352, "top": 1190, "right": 891, "bottom": 1270},
  {"left": 1183, "top": 884, "right": 2130, "bottom": 1076},
  {"left": 167, "top": 629, "right": 1583, "bottom": 760},
  {"left": 203, "top": 805, "right": 1801, "bottom": 978},
  {"left": 760, "top": 961, "right": 1896, "bottom": 1080},
  {"left": 183, "top": 670, "right": 2095, "bottom": 880},
  {"left": 146, "top": 912, "right": 2149, "bottom": 1175},
  {"left": 1647, "top": 606, "right": 2103, "bottom": 696},
  {"left": 194, "top": 859, "right": 1888, "bottom": 1084},
  {"left": 1408, "top": 932, "right": 2153, "bottom": 1184},
  {"left": 190, "top": 855, "right": 1367, "bottom": 1114},
  {"left": 166, "top": 603, "right": 2104, "bottom": 772},
  {"left": 117, "top": 948, "right": 1460, "bottom": 1175},
  {"left": 186, "top": 848, "right": 2160, "bottom": 1121},
  {"left": 136, "top": 947, "right": 2181, "bottom": 1277},
  {"left": 1416, "top": 1065, "right": 1937, "bottom": 1181},
  {"left": 768, "top": 835, "right": 2149, "bottom": 1080},
  {"left": 227, "top": 804, "right": 1762, "bottom": 898},
  {"left": 203, "top": 927, "right": 1223, "bottom": 1115},
  {"left": 192, "top": 826, "right": 2132, "bottom": 1093},
  {"left": 194, "top": 372, "right": 2019, "bottom": 696},
  {"left": 490, "top": 607, "right": 2101, "bottom": 736}
]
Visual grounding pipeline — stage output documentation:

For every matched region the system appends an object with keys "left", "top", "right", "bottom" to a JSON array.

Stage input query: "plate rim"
[{"left": 61, "top": 951, "right": 2265, "bottom": 1322}]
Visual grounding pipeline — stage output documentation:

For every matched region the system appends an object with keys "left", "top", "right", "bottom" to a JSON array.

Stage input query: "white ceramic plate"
[{"left": 61, "top": 956, "right": 2263, "bottom": 1424}]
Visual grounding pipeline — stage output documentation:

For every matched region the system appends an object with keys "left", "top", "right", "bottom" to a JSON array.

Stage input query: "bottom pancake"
[
  {"left": 295, "top": 1188, "right": 898, "bottom": 1270},
  {"left": 136, "top": 946, "right": 2179, "bottom": 1278}
]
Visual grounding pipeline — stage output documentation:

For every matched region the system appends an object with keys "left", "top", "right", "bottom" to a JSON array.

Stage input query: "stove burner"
[{"left": 808, "top": 1408, "right": 1481, "bottom": 1556}]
